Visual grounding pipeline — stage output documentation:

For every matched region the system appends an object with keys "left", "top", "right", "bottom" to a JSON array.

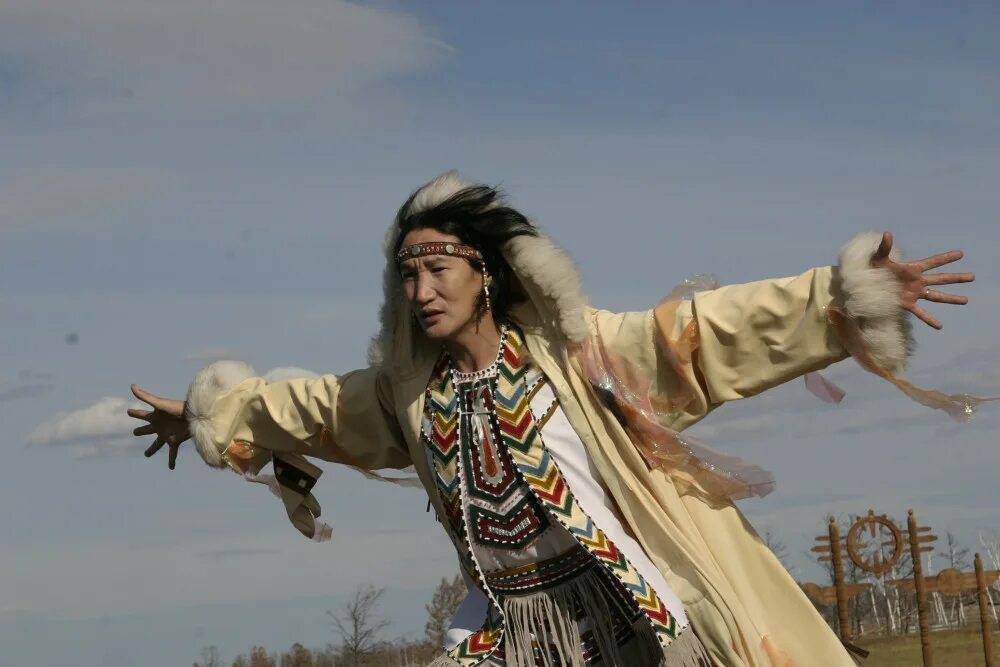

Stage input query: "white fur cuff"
[
  {"left": 184, "top": 360, "right": 256, "bottom": 468},
  {"left": 837, "top": 232, "right": 915, "bottom": 374}
]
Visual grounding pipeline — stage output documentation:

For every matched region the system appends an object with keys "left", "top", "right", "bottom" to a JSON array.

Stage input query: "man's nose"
[{"left": 414, "top": 273, "right": 435, "bottom": 304}]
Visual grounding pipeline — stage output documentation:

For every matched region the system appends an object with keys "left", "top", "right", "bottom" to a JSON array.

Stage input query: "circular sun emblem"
[{"left": 847, "top": 511, "right": 905, "bottom": 577}]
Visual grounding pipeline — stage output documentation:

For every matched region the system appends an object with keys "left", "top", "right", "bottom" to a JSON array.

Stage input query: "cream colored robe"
[{"left": 185, "top": 232, "right": 912, "bottom": 667}]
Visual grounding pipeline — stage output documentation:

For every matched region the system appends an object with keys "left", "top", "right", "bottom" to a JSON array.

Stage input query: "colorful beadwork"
[
  {"left": 423, "top": 325, "right": 681, "bottom": 666},
  {"left": 395, "top": 241, "right": 483, "bottom": 264}
]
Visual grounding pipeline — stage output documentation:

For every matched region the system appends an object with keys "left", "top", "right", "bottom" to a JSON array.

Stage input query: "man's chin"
[{"left": 421, "top": 321, "right": 452, "bottom": 340}]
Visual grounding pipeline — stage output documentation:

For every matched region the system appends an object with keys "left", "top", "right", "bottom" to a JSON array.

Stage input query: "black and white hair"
[
  {"left": 370, "top": 171, "right": 590, "bottom": 369},
  {"left": 392, "top": 181, "right": 538, "bottom": 324}
]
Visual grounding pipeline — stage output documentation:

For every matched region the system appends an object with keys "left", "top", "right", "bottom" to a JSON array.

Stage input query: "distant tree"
[
  {"left": 762, "top": 527, "right": 792, "bottom": 574},
  {"left": 424, "top": 574, "right": 467, "bottom": 650},
  {"left": 311, "top": 644, "right": 337, "bottom": 667},
  {"left": 936, "top": 531, "right": 973, "bottom": 626},
  {"left": 939, "top": 531, "right": 971, "bottom": 572},
  {"left": 194, "top": 645, "right": 223, "bottom": 667},
  {"left": 979, "top": 530, "right": 1000, "bottom": 622},
  {"left": 248, "top": 646, "right": 277, "bottom": 667},
  {"left": 280, "top": 642, "right": 314, "bottom": 667},
  {"left": 328, "top": 584, "right": 391, "bottom": 666}
]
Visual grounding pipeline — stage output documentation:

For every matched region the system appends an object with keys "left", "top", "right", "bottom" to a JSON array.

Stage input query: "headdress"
[
  {"left": 395, "top": 241, "right": 483, "bottom": 265},
  {"left": 369, "top": 171, "right": 589, "bottom": 373}
]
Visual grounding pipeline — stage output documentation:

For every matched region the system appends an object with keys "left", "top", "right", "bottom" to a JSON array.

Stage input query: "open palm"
[
  {"left": 871, "top": 231, "right": 974, "bottom": 330},
  {"left": 128, "top": 384, "right": 190, "bottom": 470}
]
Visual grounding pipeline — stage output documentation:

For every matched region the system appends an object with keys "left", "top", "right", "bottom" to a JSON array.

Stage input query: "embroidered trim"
[
  {"left": 468, "top": 497, "right": 551, "bottom": 549},
  {"left": 396, "top": 241, "right": 483, "bottom": 265},
  {"left": 492, "top": 327, "right": 681, "bottom": 647},
  {"left": 526, "top": 375, "right": 548, "bottom": 404},
  {"left": 535, "top": 399, "right": 559, "bottom": 431},
  {"left": 454, "top": 364, "right": 500, "bottom": 384},
  {"left": 483, "top": 546, "right": 593, "bottom": 594},
  {"left": 427, "top": 326, "right": 513, "bottom": 665},
  {"left": 424, "top": 324, "right": 683, "bottom": 665},
  {"left": 453, "top": 324, "right": 508, "bottom": 384},
  {"left": 461, "top": 383, "right": 521, "bottom": 506}
]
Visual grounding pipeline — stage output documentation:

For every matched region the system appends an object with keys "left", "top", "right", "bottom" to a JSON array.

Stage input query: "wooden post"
[
  {"left": 977, "top": 552, "right": 996, "bottom": 667},
  {"left": 830, "top": 517, "right": 851, "bottom": 641},
  {"left": 908, "top": 509, "right": 934, "bottom": 667}
]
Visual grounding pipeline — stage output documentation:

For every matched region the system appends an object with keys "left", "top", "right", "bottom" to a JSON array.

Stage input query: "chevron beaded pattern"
[
  {"left": 422, "top": 327, "right": 681, "bottom": 665},
  {"left": 494, "top": 328, "right": 679, "bottom": 644}
]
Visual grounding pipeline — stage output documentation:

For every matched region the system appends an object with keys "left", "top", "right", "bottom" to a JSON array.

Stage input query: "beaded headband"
[{"left": 396, "top": 241, "right": 483, "bottom": 265}]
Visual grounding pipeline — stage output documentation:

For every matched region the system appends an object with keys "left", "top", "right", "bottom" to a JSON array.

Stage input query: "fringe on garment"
[
  {"left": 658, "top": 625, "right": 715, "bottom": 667},
  {"left": 501, "top": 565, "right": 632, "bottom": 667},
  {"left": 425, "top": 568, "right": 713, "bottom": 667}
]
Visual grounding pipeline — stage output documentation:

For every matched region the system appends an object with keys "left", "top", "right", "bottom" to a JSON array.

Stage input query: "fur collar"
[{"left": 368, "top": 171, "right": 590, "bottom": 370}]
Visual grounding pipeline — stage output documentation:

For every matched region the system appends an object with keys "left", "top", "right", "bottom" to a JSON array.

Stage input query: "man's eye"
[
  {"left": 431, "top": 267, "right": 446, "bottom": 274},
  {"left": 401, "top": 273, "right": 415, "bottom": 281}
]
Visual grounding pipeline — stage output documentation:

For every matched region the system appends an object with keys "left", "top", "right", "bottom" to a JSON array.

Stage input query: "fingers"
[
  {"left": 168, "top": 443, "right": 179, "bottom": 470},
  {"left": 144, "top": 436, "right": 165, "bottom": 457},
  {"left": 131, "top": 384, "right": 152, "bottom": 403},
  {"left": 917, "top": 250, "right": 964, "bottom": 271},
  {"left": 924, "top": 272, "right": 975, "bottom": 286},
  {"left": 873, "top": 231, "right": 894, "bottom": 261},
  {"left": 133, "top": 424, "right": 156, "bottom": 436},
  {"left": 131, "top": 384, "right": 166, "bottom": 411},
  {"left": 907, "top": 303, "right": 943, "bottom": 330},
  {"left": 923, "top": 290, "right": 969, "bottom": 305},
  {"left": 127, "top": 408, "right": 153, "bottom": 421}
]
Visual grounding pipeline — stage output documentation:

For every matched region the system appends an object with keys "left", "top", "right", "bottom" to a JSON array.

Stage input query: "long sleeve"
[
  {"left": 684, "top": 232, "right": 913, "bottom": 408},
  {"left": 184, "top": 361, "right": 410, "bottom": 471},
  {"left": 589, "top": 232, "right": 913, "bottom": 432},
  {"left": 182, "top": 361, "right": 411, "bottom": 540},
  {"left": 683, "top": 266, "right": 848, "bottom": 404}
]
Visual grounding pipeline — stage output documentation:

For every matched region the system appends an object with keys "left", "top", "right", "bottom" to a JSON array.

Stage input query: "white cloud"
[
  {"left": 0, "top": 0, "right": 451, "bottom": 114},
  {"left": 27, "top": 397, "right": 140, "bottom": 458}
]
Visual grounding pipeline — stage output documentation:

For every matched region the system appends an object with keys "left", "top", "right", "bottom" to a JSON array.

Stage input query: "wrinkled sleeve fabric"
[
  {"left": 181, "top": 362, "right": 411, "bottom": 540},
  {"left": 685, "top": 231, "right": 914, "bottom": 410},
  {"left": 590, "top": 232, "right": 912, "bottom": 432},
  {"left": 184, "top": 361, "right": 410, "bottom": 471},
  {"left": 684, "top": 265, "right": 848, "bottom": 405}
]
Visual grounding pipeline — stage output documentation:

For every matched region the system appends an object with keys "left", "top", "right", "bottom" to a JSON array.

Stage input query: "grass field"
[{"left": 856, "top": 628, "right": 998, "bottom": 666}]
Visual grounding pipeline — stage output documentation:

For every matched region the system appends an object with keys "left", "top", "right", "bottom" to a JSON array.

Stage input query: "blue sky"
[{"left": 2, "top": 2, "right": 999, "bottom": 665}]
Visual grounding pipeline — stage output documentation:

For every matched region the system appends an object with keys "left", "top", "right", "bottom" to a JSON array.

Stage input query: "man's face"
[{"left": 399, "top": 228, "right": 484, "bottom": 341}]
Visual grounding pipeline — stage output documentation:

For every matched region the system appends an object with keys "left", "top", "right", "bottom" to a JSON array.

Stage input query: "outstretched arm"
[
  {"left": 130, "top": 363, "right": 410, "bottom": 472},
  {"left": 686, "top": 231, "right": 972, "bottom": 407},
  {"left": 128, "top": 363, "right": 411, "bottom": 540},
  {"left": 587, "top": 231, "right": 974, "bottom": 432},
  {"left": 180, "top": 361, "right": 410, "bottom": 472}
]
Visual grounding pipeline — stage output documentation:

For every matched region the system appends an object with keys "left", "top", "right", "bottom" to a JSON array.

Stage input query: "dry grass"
[{"left": 855, "top": 628, "right": 998, "bottom": 666}]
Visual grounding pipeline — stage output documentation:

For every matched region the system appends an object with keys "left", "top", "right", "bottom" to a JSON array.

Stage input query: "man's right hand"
[{"left": 128, "top": 384, "right": 191, "bottom": 470}]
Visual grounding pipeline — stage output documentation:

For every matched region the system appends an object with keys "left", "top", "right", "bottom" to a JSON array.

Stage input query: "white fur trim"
[
  {"left": 407, "top": 170, "right": 474, "bottom": 216},
  {"left": 184, "top": 360, "right": 255, "bottom": 468},
  {"left": 505, "top": 233, "right": 589, "bottom": 342},
  {"left": 837, "top": 232, "right": 914, "bottom": 374}
]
